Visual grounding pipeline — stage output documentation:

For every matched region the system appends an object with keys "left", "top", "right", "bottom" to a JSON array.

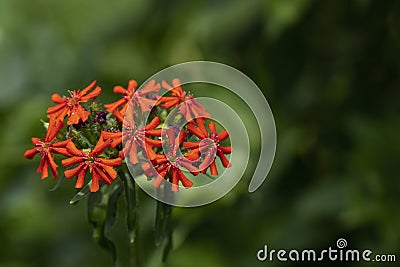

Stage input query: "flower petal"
[
  {"left": 64, "top": 163, "right": 86, "bottom": 178},
  {"left": 94, "top": 167, "right": 113, "bottom": 185},
  {"left": 127, "top": 140, "right": 139, "bottom": 165},
  {"left": 67, "top": 104, "right": 90, "bottom": 125},
  {"left": 75, "top": 165, "right": 88, "bottom": 188},
  {"left": 97, "top": 157, "right": 122, "bottom": 167},
  {"left": 145, "top": 129, "right": 161, "bottom": 136},
  {"left": 104, "top": 98, "right": 127, "bottom": 113},
  {"left": 90, "top": 169, "right": 100, "bottom": 192},
  {"left": 40, "top": 158, "right": 49, "bottom": 179},
  {"left": 217, "top": 130, "right": 229, "bottom": 141},
  {"left": 140, "top": 79, "right": 160, "bottom": 94},
  {"left": 152, "top": 171, "right": 167, "bottom": 188},
  {"left": 183, "top": 141, "right": 200, "bottom": 149},
  {"left": 171, "top": 168, "right": 179, "bottom": 192},
  {"left": 47, "top": 103, "right": 69, "bottom": 121},
  {"left": 80, "top": 86, "right": 102, "bottom": 102},
  {"left": 187, "top": 123, "right": 207, "bottom": 139},
  {"left": 113, "top": 85, "right": 128, "bottom": 95},
  {"left": 66, "top": 142, "right": 85, "bottom": 156},
  {"left": 31, "top": 137, "right": 41, "bottom": 145},
  {"left": 45, "top": 118, "right": 65, "bottom": 142},
  {"left": 52, "top": 138, "right": 72, "bottom": 147},
  {"left": 62, "top": 156, "right": 86, "bottom": 167},
  {"left": 209, "top": 161, "right": 218, "bottom": 176},
  {"left": 219, "top": 146, "right": 232, "bottom": 154},
  {"left": 217, "top": 151, "right": 231, "bottom": 168},
  {"left": 208, "top": 121, "right": 217, "bottom": 136},
  {"left": 177, "top": 169, "right": 193, "bottom": 189},
  {"left": 144, "top": 143, "right": 157, "bottom": 161},
  {"left": 161, "top": 80, "right": 173, "bottom": 91},
  {"left": 96, "top": 163, "right": 117, "bottom": 181},
  {"left": 145, "top": 117, "right": 161, "bottom": 131},
  {"left": 127, "top": 80, "right": 137, "bottom": 91},
  {"left": 51, "top": 93, "right": 65, "bottom": 103},
  {"left": 79, "top": 80, "right": 97, "bottom": 96},
  {"left": 24, "top": 148, "right": 38, "bottom": 159},
  {"left": 47, "top": 152, "right": 59, "bottom": 178},
  {"left": 145, "top": 137, "right": 162, "bottom": 147},
  {"left": 100, "top": 131, "right": 122, "bottom": 148}
]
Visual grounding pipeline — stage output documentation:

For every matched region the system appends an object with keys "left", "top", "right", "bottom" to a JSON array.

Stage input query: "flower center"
[
  {"left": 67, "top": 90, "right": 81, "bottom": 105},
  {"left": 87, "top": 156, "right": 96, "bottom": 164}
]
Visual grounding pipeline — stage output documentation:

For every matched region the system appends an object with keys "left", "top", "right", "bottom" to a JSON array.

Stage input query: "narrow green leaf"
[
  {"left": 104, "top": 183, "right": 123, "bottom": 234},
  {"left": 162, "top": 227, "right": 173, "bottom": 263},
  {"left": 40, "top": 119, "right": 49, "bottom": 130},
  {"left": 154, "top": 186, "right": 173, "bottom": 246},
  {"left": 69, "top": 181, "right": 91, "bottom": 205},
  {"left": 119, "top": 166, "right": 137, "bottom": 244},
  {"left": 49, "top": 175, "right": 66, "bottom": 191},
  {"left": 87, "top": 183, "right": 122, "bottom": 263}
]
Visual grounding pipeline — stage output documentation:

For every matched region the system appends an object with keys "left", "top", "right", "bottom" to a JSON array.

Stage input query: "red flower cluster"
[{"left": 25, "top": 79, "right": 231, "bottom": 193}]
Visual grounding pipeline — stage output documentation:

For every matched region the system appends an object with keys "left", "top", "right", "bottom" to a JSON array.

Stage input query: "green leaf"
[
  {"left": 162, "top": 227, "right": 173, "bottom": 263},
  {"left": 69, "top": 181, "right": 91, "bottom": 205},
  {"left": 119, "top": 166, "right": 137, "bottom": 244},
  {"left": 154, "top": 187, "right": 173, "bottom": 247},
  {"left": 49, "top": 175, "right": 66, "bottom": 191},
  {"left": 105, "top": 182, "right": 123, "bottom": 234},
  {"left": 40, "top": 119, "right": 49, "bottom": 130},
  {"left": 87, "top": 182, "right": 123, "bottom": 263}
]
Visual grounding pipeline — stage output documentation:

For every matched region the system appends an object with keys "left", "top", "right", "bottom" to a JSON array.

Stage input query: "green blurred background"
[{"left": 0, "top": 0, "right": 399, "bottom": 266}]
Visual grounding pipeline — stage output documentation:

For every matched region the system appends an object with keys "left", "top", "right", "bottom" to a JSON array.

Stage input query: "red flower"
[
  {"left": 159, "top": 78, "right": 210, "bottom": 121},
  {"left": 24, "top": 119, "right": 71, "bottom": 179},
  {"left": 183, "top": 118, "right": 232, "bottom": 176},
  {"left": 105, "top": 80, "right": 161, "bottom": 119},
  {"left": 142, "top": 128, "right": 194, "bottom": 192},
  {"left": 122, "top": 111, "right": 162, "bottom": 165},
  {"left": 62, "top": 131, "right": 122, "bottom": 192},
  {"left": 47, "top": 80, "right": 101, "bottom": 125}
]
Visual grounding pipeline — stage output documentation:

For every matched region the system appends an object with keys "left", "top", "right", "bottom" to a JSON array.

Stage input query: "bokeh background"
[{"left": 0, "top": 0, "right": 399, "bottom": 266}]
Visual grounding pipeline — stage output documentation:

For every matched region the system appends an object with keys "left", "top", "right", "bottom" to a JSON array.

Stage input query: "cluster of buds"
[{"left": 24, "top": 79, "right": 232, "bottom": 193}]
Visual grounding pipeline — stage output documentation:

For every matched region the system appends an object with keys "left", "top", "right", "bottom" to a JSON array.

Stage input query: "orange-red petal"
[
  {"left": 145, "top": 117, "right": 161, "bottom": 131},
  {"left": 104, "top": 98, "right": 127, "bottom": 113},
  {"left": 24, "top": 148, "right": 38, "bottom": 159},
  {"left": 65, "top": 163, "right": 86, "bottom": 179},
  {"left": 66, "top": 142, "right": 85, "bottom": 156},
  {"left": 219, "top": 146, "right": 232, "bottom": 154},
  {"left": 62, "top": 156, "right": 86, "bottom": 167},
  {"left": 218, "top": 130, "right": 229, "bottom": 141},
  {"left": 79, "top": 80, "right": 97, "bottom": 96},
  {"left": 45, "top": 118, "right": 65, "bottom": 142},
  {"left": 75, "top": 165, "right": 88, "bottom": 188},
  {"left": 90, "top": 170, "right": 100, "bottom": 192},
  {"left": 217, "top": 151, "right": 231, "bottom": 168},
  {"left": 51, "top": 93, "right": 65, "bottom": 103},
  {"left": 177, "top": 169, "right": 193, "bottom": 188},
  {"left": 80, "top": 86, "right": 102, "bottom": 102}
]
